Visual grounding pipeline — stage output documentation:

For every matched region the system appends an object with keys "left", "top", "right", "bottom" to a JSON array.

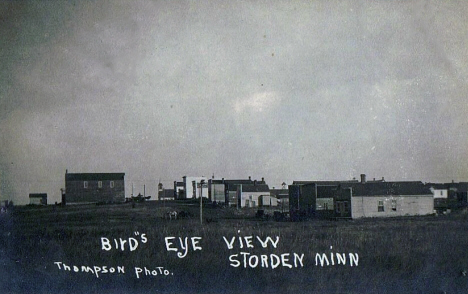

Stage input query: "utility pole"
[{"left": 200, "top": 179, "right": 205, "bottom": 225}]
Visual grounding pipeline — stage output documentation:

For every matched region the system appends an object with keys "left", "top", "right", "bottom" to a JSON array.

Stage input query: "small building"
[
  {"left": 426, "top": 182, "right": 468, "bottom": 210},
  {"left": 289, "top": 183, "right": 338, "bottom": 218},
  {"left": 347, "top": 181, "right": 433, "bottom": 218},
  {"left": 425, "top": 183, "right": 449, "bottom": 213},
  {"left": 29, "top": 193, "right": 47, "bottom": 205},
  {"left": 158, "top": 189, "right": 175, "bottom": 201},
  {"left": 158, "top": 183, "right": 175, "bottom": 201},
  {"left": 224, "top": 177, "right": 267, "bottom": 207},
  {"left": 237, "top": 183, "right": 270, "bottom": 208},
  {"left": 65, "top": 172, "right": 125, "bottom": 204}
]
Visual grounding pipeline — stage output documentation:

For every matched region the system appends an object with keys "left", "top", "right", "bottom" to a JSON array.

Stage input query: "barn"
[{"left": 64, "top": 172, "right": 125, "bottom": 204}]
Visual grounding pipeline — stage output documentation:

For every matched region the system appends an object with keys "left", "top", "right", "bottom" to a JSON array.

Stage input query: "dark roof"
[
  {"left": 225, "top": 179, "right": 265, "bottom": 184},
  {"left": 65, "top": 173, "right": 125, "bottom": 181},
  {"left": 292, "top": 180, "right": 359, "bottom": 185},
  {"left": 424, "top": 182, "right": 468, "bottom": 192},
  {"left": 239, "top": 184, "right": 270, "bottom": 193},
  {"left": 425, "top": 183, "right": 448, "bottom": 189},
  {"left": 29, "top": 193, "right": 47, "bottom": 198},
  {"left": 210, "top": 179, "right": 225, "bottom": 184},
  {"left": 345, "top": 181, "right": 431, "bottom": 196},
  {"left": 225, "top": 179, "right": 266, "bottom": 191},
  {"left": 270, "top": 189, "right": 289, "bottom": 198}
]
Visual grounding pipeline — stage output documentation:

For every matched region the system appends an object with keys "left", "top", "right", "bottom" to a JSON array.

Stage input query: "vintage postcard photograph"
[{"left": 1, "top": 1, "right": 468, "bottom": 293}]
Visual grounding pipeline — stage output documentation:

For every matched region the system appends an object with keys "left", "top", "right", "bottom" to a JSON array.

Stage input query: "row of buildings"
[
  {"left": 288, "top": 174, "right": 468, "bottom": 219},
  {"left": 29, "top": 172, "right": 468, "bottom": 219},
  {"left": 164, "top": 176, "right": 278, "bottom": 208},
  {"left": 58, "top": 173, "right": 280, "bottom": 208}
]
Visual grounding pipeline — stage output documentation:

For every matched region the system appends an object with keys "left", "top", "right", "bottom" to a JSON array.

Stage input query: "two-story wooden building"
[{"left": 64, "top": 172, "right": 125, "bottom": 204}]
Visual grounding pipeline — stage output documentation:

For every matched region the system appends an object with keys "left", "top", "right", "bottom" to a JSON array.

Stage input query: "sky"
[{"left": 1, "top": 0, "right": 468, "bottom": 205}]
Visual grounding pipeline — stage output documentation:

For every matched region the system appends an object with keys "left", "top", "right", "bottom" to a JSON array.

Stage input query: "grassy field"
[{"left": 1, "top": 201, "right": 468, "bottom": 294}]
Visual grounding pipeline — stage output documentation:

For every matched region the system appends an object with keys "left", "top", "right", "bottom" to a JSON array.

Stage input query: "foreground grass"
[{"left": 1, "top": 202, "right": 468, "bottom": 294}]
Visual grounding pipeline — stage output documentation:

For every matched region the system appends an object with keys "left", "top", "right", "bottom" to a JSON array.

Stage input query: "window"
[
  {"left": 83, "top": 181, "right": 88, "bottom": 188},
  {"left": 110, "top": 181, "right": 114, "bottom": 188},
  {"left": 344, "top": 201, "right": 349, "bottom": 213},
  {"left": 391, "top": 200, "right": 397, "bottom": 211},
  {"left": 98, "top": 181, "right": 102, "bottom": 188},
  {"left": 378, "top": 200, "right": 384, "bottom": 212}
]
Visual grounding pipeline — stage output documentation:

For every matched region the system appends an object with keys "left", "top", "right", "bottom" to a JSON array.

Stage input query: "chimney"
[
  {"left": 222, "top": 178, "right": 225, "bottom": 183},
  {"left": 360, "top": 174, "right": 366, "bottom": 183},
  {"left": 66, "top": 169, "right": 68, "bottom": 174},
  {"left": 261, "top": 177, "right": 264, "bottom": 182},
  {"left": 382, "top": 177, "right": 385, "bottom": 182},
  {"left": 249, "top": 176, "right": 251, "bottom": 181}
]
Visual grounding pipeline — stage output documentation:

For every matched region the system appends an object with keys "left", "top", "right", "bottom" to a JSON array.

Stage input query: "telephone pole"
[{"left": 200, "top": 179, "right": 205, "bottom": 225}]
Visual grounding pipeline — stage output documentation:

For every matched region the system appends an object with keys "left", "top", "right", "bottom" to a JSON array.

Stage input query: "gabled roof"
[
  {"left": 239, "top": 184, "right": 270, "bottom": 193},
  {"left": 292, "top": 180, "right": 359, "bottom": 186},
  {"left": 346, "top": 181, "right": 431, "bottom": 197},
  {"left": 65, "top": 173, "right": 125, "bottom": 181},
  {"left": 224, "top": 179, "right": 266, "bottom": 191}
]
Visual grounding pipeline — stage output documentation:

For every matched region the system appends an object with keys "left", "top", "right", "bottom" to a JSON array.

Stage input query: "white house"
[
  {"left": 237, "top": 184, "right": 270, "bottom": 208},
  {"left": 428, "top": 187, "right": 448, "bottom": 199},
  {"left": 349, "top": 181, "right": 434, "bottom": 218}
]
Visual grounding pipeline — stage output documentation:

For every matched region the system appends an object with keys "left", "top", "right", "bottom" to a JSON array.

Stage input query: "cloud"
[
  {"left": 1, "top": 1, "right": 468, "bottom": 204},
  {"left": 234, "top": 91, "right": 280, "bottom": 113}
]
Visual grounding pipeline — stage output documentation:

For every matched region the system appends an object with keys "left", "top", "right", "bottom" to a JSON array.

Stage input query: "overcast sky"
[{"left": 1, "top": 0, "right": 467, "bottom": 204}]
